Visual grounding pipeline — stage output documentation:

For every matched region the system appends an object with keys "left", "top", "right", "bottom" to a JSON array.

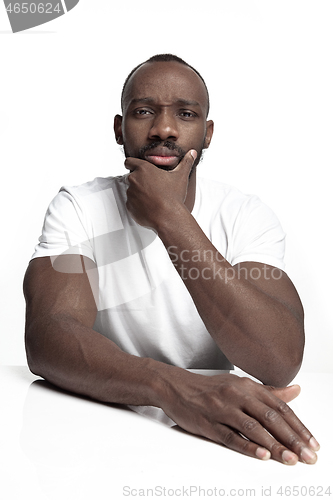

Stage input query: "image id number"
[
  {"left": 277, "top": 486, "right": 331, "bottom": 496},
  {"left": 6, "top": 3, "right": 62, "bottom": 14}
]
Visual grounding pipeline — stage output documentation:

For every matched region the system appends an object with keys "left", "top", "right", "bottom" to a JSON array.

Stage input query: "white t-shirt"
[{"left": 32, "top": 174, "right": 285, "bottom": 370}]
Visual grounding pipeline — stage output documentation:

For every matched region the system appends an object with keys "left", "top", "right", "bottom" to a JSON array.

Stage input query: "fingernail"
[
  {"left": 282, "top": 450, "right": 298, "bottom": 465},
  {"left": 309, "top": 437, "right": 320, "bottom": 451},
  {"left": 301, "top": 447, "right": 317, "bottom": 464},
  {"left": 256, "top": 447, "right": 271, "bottom": 460},
  {"left": 190, "top": 150, "right": 197, "bottom": 160}
]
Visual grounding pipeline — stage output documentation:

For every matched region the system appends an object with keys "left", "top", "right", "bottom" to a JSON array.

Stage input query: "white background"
[{"left": 0, "top": 1, "right": 332, "bottom": 371}]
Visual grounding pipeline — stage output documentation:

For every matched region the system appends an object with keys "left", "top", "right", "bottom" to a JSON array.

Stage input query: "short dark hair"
[{"left": 121, "top": 54, "right": 210, "bottom": 116}]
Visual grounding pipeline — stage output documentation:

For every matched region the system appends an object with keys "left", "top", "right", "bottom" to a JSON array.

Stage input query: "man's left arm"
[
  {"left": 158, "top": 221, "right": 304, "bottom": 388},
  {"left": 125, "top": 151, "right": 304, "bottom": 387}
]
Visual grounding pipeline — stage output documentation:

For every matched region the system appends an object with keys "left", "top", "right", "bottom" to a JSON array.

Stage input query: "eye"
[
  {"left": 179, "top": 110, "right": 197, "bottom": 119},
  {"left": 134, "top": 108, "right": 153, "bottom": 117}
]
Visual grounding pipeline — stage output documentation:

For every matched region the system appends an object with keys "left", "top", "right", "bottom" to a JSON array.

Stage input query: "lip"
[
  {"left": 144, "top": 147, "right": 180, "bottom": 169},
  {"left": 146, "top": 155, "right": 180, "bottom": 168}
]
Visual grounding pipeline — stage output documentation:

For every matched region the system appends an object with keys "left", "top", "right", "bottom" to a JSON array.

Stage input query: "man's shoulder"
[
  {"left": 195, "top": 176, "right": 279, "bottom": 226},
  {"left": 196, "top": 176, "right": 256, "bottom": 210},
  {"left": 59, "top": 174, "right": 129, "bottom": 200}
]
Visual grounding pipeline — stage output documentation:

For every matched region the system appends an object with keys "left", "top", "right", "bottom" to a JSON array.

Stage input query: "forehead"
[{"left": 123, "top": 61, "right": 208, "bottom": 113}]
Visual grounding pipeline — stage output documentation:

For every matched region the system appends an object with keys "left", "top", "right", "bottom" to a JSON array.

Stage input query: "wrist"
[
  {"left": 154, "top": 202, "right": 191, "bottom": 240},
  {"left": 146, "top": 358, "right": 190, "bottom": 409}
]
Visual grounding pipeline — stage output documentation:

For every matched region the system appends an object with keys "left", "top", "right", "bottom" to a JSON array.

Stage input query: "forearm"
[
  {"left": 25, "top": 312, "right": 320, "bottom": 466},
  {"left": 25, "top": 314, "right": 182, "bottom": 406},
  {"left": 156, "top": 205, "right": 304, "bottom": 386}
]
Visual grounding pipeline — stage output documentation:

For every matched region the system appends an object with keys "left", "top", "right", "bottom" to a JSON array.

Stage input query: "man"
[{"left": 24, "top": 54, "right": 320, "bottom": 465}]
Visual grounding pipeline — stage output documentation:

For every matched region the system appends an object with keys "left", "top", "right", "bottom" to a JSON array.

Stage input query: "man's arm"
[
  {"left": 125, "top": 151, "right": 304, "bottom": 387},
  {"left": 24, "top": 255, "right": 318, "bottom": 464},
  {"left": 157, "top": 225, "right": 304, "bottom": 388},
  {"left": 24, "top": 255, "right": 160, "bottom": 405}
]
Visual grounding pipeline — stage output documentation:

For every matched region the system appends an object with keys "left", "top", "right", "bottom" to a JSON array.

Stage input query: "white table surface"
[{"left": 1, "top": 366, "right": 332, "bottom": 500}]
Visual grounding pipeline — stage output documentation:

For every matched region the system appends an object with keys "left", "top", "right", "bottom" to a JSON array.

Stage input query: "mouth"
[
  {"left": 145, "top": 155, "right": 180, "bottom": 169},
  {"left": 141, "top": 144, "right": 184, "bottom": 170}
]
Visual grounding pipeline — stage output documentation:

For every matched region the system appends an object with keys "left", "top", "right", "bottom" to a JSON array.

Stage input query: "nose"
[{"left": 148, "top": 110, "right": 179, "bottom": 141}]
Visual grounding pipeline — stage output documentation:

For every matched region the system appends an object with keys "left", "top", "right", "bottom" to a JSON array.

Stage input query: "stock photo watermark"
[
  {"left": 122, "top": 484, "right": 332, "bottom": 497},
  {"left": 167, "top": 247, "right": 284, "bottom": 283},
  {"left": 47, "top": 184, "right": 285, "bottom": 311},
  {"left": 3, "top": 0, "right": 80, "bottom": 32}
]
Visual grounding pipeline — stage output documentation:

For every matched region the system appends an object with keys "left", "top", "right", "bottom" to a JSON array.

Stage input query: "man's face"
[{"left": 115, "top": 61, "right": 214, "bottom": 172}]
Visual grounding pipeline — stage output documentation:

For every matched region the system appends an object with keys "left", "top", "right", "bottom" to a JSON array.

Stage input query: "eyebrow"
[{"left": 129, "top": 97, "right": 201, "bottom": 108}]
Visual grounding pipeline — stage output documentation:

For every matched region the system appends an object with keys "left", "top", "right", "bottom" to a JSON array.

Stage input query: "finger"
[
  {"left": 243, "top": 398, "right": 318, "bottom": 464},
  {"left": 124, "top": 157, "right": 148, "bottom": 172},
  {"left": 222, "top": 408, "right": 301, "bottom": 465},
  {"left": 268, "top": 384, "right": 301, "bottom": 403},
  {"left": 190, "top": 149, "right": 197, "bottom": 162},
  {"left": 211, "top": 423, "right": 272, "bottom": 462},
  {"left": 173, "top": 149, "right": 197, "bottom": 176},
  {"left": 260, "top": 388, "right": 320, "bottom": 451}
]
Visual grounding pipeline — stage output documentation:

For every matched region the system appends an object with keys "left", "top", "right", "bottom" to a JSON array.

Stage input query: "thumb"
[
  {"left": 173, "top": 149, "right": 197, "bottom": 175},
  {"left": 266, "top": 384, "right": 301, "bottom": 403}
]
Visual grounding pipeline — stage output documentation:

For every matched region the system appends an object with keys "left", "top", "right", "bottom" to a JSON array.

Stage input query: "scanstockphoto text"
[
  {"left": 50, "top": 242, "right": 284, "bottom": 284},
  {"left": 167, "top": 246, "right": 284, "bottom": 283},
  {"left": 122, "top": 484, "right": 332, "bottom": 497}
]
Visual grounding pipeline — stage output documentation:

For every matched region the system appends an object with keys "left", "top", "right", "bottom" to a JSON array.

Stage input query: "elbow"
[
  {"left": 252, "top": 325, "right": 305, "bottom": 387},
  {"left": 25, "top": 324, "right": 45, "bottom": 379},
  {"left": 261, "top": 344, "right": 304, "bottom": 388},
  {"left": 263, "top": 319, "right": 305, "bottom": 387},
  {"left": 26, "top": 351, "right": 42, "bottom": 378},
  {"left": 263, "top": 361, "right": 302, "bottom": 388}
]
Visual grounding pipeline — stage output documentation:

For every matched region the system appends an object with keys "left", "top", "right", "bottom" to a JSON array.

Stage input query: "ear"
[
  {"left": 204, "top": 120, "right": 214, "bottom": 149},
  {"left": 114, "top": 114, "right": 124, "bottom": 145}
]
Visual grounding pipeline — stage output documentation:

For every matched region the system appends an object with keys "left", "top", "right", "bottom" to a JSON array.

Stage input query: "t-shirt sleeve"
[
  {"left": 31, "top": 188, "right": 95, "bottom": 262},
  {"left": 229, "top": 195, "right": 286, "bottom": 271}
]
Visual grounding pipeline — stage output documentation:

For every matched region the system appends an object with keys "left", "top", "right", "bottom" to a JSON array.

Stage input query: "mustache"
[{"left": 138, "top": 141, "right": 186, "bottom": 159}]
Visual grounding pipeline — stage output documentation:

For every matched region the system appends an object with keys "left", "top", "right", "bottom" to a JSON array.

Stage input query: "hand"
[
  {"left": 125, "top": 150, "right": 197, "bottom": 230},
  {"left": 160, "top": 372, "right": 320, "bottom": 465}
]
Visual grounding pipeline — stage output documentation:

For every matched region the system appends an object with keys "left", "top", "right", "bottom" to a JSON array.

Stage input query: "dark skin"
[{"left": 24, "top": 61, "right": 320, "bottom": 465}]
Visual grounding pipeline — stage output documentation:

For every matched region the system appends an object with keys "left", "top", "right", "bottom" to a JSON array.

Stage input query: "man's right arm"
[
  {"left": 23, "top": 255, "right": 163, "bottom": 406},
  {"left": 24, "top": 255, "right": 319, "bottom": 465}
]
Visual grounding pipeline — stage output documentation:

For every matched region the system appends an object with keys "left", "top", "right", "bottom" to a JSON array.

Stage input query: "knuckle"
[
  {"left": 264, "top": 409, "right": 279, "bottom": 423},
  {"left": 222, "top": 429, "right": 236, "bottom": 447},
  {"left": 242, "top": 418, "right": 258, "bottom": 433},
  {"left": 276, "top": 400, "right": 291, "bottom": 415},
  {"left": 269, "top": 442, "right": 284, "bottom": 455},
  {"left": 286, "top": 434, "right": 301, "bottom": 450},
  {"left": 239, "top": 377, "right": 255, "bottom": 390},
  {"left": 220, "top": 381, "right": 239, "bottom": 399},
  {"left": 240, "top": 439, "right": 253, "bottom": 455}
]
